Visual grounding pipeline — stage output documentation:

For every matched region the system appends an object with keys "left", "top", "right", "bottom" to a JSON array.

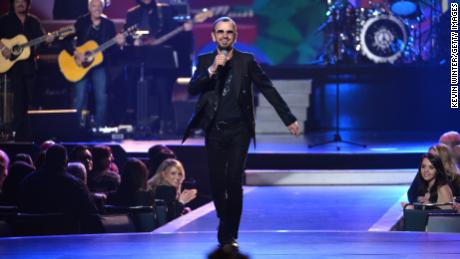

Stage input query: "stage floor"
[
  {"left": 118, "top": 131, "right": 438, "bottom": 154},
  {"left": 2, "top": 185, "right": 459, "bottom": 258}
]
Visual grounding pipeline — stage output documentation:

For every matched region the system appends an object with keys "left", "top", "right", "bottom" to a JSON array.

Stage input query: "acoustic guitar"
[
  {"left": 0, "top": 25, "right": 75, "bottom": 73},
  {"left": 58, "top": 25, "right": 137, "bottom": 82}
]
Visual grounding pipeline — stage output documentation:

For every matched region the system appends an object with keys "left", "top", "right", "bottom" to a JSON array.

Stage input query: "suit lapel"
[{"left": 231, "top": 50, "right": 243, "bottom": 99}]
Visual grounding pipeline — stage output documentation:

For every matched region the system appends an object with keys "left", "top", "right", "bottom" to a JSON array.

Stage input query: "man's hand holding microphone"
[{"left": 208, "top": 49, "right": 231, "bottom": 76}]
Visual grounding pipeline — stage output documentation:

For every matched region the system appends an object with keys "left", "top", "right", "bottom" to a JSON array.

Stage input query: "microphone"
[
  {"left": 218, "top": 49, "right": 228, "bottom": 69},
  {"left": 215, "top": 49, "right": 228, "bottom": 76}
]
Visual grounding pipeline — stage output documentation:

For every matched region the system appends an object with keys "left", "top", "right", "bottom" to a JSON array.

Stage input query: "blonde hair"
[
  {"left": 429, "top": 143, "right": 459, "bottom": 181},
  {"left": 147, "top": 159, "right": 185, "bottom": 196}
]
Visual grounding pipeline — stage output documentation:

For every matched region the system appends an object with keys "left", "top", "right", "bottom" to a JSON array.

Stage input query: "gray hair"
[
  {"left": 88, "top": 0, "right": 105, "bottom": 7},
  {"left": 67, "top": 162, "right": 87, "bottom": 184}
]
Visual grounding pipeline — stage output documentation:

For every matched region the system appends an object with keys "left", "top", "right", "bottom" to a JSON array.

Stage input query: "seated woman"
[
  {"left": 403, "top": 153, "right": 453, "bottom": 210},
  {"left": 147, "top": 159, "right": 197, "bottom": 222},
  {"left": 429, "top": 144, "right": 460, "bottom": 197},
  {"left": 107, "top": 158, "right": 154, "bottom": 207},
  {"left": 408, "top": 144, "right": 460, "bottom": 201}
]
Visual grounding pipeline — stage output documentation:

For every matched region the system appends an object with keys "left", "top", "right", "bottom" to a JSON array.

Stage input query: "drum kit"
[{"left": 322, "top": 0, "right": 433, "bottom": 64}]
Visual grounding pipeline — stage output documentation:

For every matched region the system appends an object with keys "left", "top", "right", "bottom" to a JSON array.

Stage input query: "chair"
[
  {"left": 403, "top": 202, "right": 457, "bottom": 232},
  {"left": 100, "top": 214, "right": 137, "bottom": 233},
  {"left": 12, "top": 212, "right": 81, "bottom": 236},
  {"left": 0, "top": 205, "right": 18, "bottom": 237},
  {"left": 104, "top": 205, "right": 158, "bottom": 232},
  {"left": 426, "top": 213, "right": 460, "bottom": 233},
  {"left": 154, "top": 199, "right": 168, "bottom": 227},
  {"left": 403, "top": 208, "right": 428, "bottom": 231}
]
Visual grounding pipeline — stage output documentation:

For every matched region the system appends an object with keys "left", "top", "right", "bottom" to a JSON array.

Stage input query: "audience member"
[
  {"left": 428, "top": 144, "right": 460, "bottom": 196},
  {"left": 35, "top": 140, "right": 56, "bottom": 170},
  {"left": 408, "top": 144, "right": 460, "bottom": 201},
  {"left": 0, "top": 149, "right": 10, "bottom": 193},
  {"left": 67, "top": 162, "right": 87, "bottom": 184},
  {"left": 88, "top": 146, "right": 120, "bottom": 193},
  {"left": 0, "top": 161, "right": 35, "bottom": 205},
  {"left": 19, "top": 144, "right": 103, "bottom": 233},
  {"left": 147, "top": 145, "right": 177, "bottom": 179},
  {"left": 107, "top": 158, "right": 154, "bottom": 207},
  {"left": 69, "top": 145, "right": 93, "bottom": 173},
  {"left": 439, "top": 131, "right": 460, "bottom": 148},
  {"left": 453, "top": 144, "right": 460, "bottom": 166},
  {"left": 148, "top": 159, "right": 197, "bottom": 222},
  {"left": 12, "top": 153, "right": 34, "bottom": 167},
  {"left": 439, "top": 131, "right": 460, "bottom": 166},
  {"left": 68, "top": 161, "right": 106, "bottom": 212},
  {"left": 404, "top": 153, "right": 453, "bottom": 210}
]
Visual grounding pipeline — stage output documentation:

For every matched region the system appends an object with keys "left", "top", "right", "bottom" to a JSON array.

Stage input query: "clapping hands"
[{"left": 178, "top": 188, "right": 198, "bottom": 205}]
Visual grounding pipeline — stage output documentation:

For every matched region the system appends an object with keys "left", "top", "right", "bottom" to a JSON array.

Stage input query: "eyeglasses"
[{"left": 215, "top": 30, "right": 235, "bottom": 35}]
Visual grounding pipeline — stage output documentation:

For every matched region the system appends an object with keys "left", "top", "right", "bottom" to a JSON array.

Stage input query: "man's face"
[
  {"left": 89, "top": 0, "right": 103, "bottom": 18},
  {"left": 14, "top": 0, "right": 28, "bottom": 15},
  {"left": 212, "top": 21, "right": 237, "bottom": 50}
]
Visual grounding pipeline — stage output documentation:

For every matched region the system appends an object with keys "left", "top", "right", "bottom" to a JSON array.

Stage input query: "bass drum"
[{"left": 360, "top": 15, "right": 407, "bottom": 63}]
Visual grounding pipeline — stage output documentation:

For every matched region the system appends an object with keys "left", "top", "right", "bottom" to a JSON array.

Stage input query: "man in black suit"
[{"left": 183, "top": 17, "right": 300, "bottom": 249}]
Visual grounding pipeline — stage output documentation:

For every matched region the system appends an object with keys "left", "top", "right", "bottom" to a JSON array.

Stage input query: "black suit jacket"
[{"left": 182, "top": 50, "right": 297, "bottom": 143}]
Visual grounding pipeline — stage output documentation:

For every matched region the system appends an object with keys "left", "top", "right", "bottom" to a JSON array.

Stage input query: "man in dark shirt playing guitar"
[
  {"left": 0, "top": 0, "right": 55, "bottom": 140},
  {"left": 69, "top": 0, "right": 125, "bottom": 128}
]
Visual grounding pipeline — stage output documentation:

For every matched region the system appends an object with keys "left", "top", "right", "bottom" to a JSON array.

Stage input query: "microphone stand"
[{"left": 309, "top": 1, "right": 367, "bottom": 151}]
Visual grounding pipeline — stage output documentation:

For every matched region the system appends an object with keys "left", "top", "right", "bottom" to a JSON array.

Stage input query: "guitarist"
[
  {"left": 125, "top": 0, "right": 193, "bottom": 136},
  {"left": 68, "top": 0, "right": 125, "bottom": 127},
  {"left": 0, "top": 0, "right": 54, "bottom": 141}
]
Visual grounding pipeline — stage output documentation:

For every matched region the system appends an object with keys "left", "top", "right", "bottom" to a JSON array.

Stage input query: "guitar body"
[
  {"left": 0, "top": 35, "right": 31, "bottom": 73},
  {"left": 58, "top": 40, "right": 104, "bottom": 82}
]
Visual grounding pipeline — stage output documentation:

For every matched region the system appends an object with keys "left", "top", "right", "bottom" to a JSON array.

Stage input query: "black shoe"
[{"left": 220, "top": 239, "right": 239, "bottom": 251}]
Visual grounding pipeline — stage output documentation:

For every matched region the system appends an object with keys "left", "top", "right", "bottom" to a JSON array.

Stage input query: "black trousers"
[
  {"left": 205, "top": 121, "right": 251, "bottom": 243},
  {"left": 10, "top": 72, "right": 35, "bottom": 140}
]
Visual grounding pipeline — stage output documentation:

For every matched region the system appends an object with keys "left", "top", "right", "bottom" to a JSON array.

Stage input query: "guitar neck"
[
  {"left": 94, "top": 37, "right": 117, "bottom": 54},
  {"left": 93, "top": 28, "right": 132, "bottom": 53},
  {"left": 21, "top": 30, "right": 59, "bottom": 48},
  {"left": 21, "top": 34, "right": 47, "bottom": 48},
  {"left": 153, "top": 26, "right": 185, "bottom": 46}
]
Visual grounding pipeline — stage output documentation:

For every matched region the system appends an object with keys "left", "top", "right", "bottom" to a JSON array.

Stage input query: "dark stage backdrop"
[
  {"left": 0, "top": 0, "right": 444, "bottom": 65},
  {"left": 0, "top": 0, "right": 329, "bottom": 65}
]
